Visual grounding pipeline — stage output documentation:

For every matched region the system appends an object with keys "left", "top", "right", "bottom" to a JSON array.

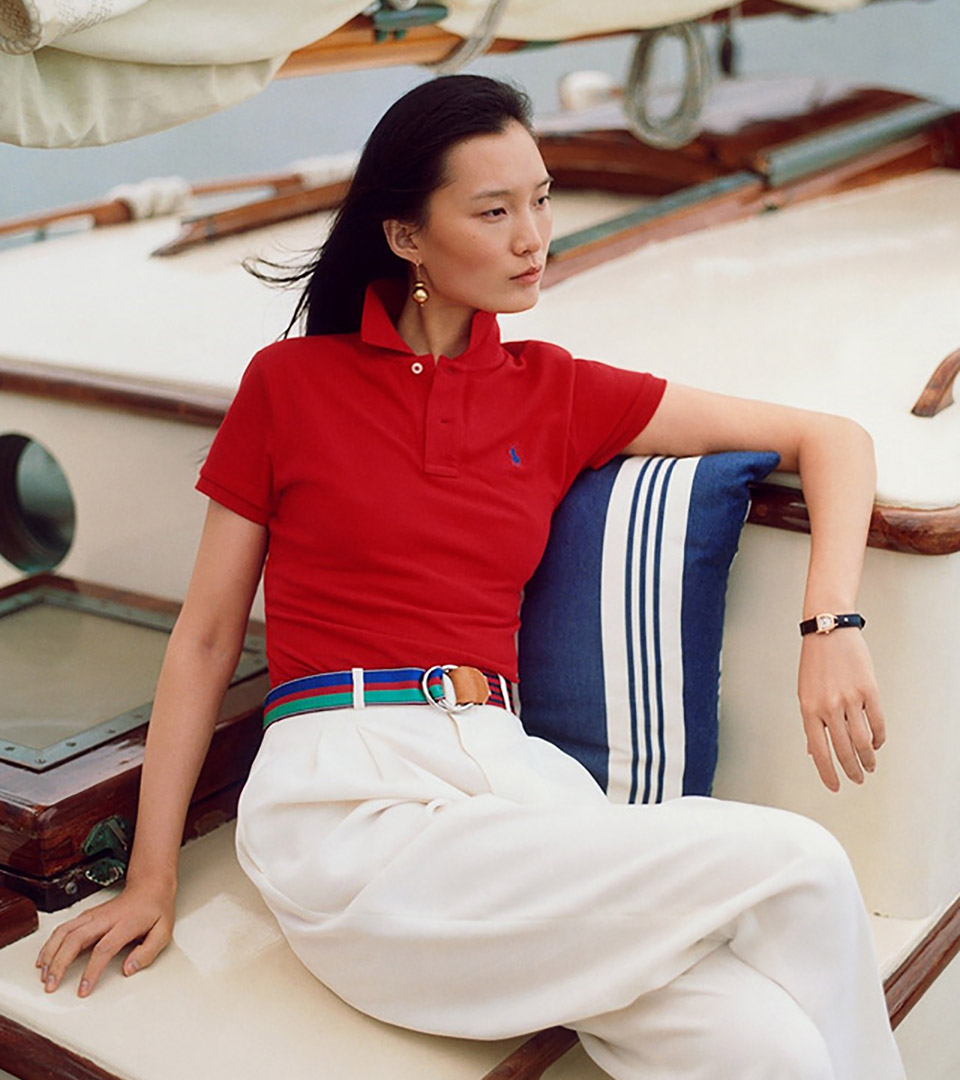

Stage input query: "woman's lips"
[{"left": 512, "top": 266, "right": 542, "bottom": 283}]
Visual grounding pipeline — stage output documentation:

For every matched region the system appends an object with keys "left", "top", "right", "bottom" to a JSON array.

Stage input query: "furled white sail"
[
  {"left": 0, "top": 0, "right": 872, "bottom": 148},
  {"left": 0, "top": 0, "right": 150, "bottom": 53}
]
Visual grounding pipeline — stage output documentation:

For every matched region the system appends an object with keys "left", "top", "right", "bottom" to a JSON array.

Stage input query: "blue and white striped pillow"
[{"left": 517, "top": 452, "right": 780, "bottom": 804}]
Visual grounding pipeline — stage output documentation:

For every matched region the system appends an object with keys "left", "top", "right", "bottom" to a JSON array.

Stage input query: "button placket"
[{"left": 423, "top": 362, "right": 465, "bottom": 477}]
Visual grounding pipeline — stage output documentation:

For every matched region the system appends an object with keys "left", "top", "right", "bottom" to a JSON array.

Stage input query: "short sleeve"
[
  {"left": 567, "top": 358, "right": 667, "bottom": 476},
  {"left": 196, "top": 354, "right": 274, "bottom": 525}
]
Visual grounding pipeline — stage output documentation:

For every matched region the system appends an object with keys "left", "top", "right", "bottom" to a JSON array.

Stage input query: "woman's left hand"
[{"left": 797, "top": 630, "right": 886, "bottom": 792}]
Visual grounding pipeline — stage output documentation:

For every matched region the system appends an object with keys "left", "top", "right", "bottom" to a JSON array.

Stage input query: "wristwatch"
[{"left": 799, "top": 613, "right": 867, "bottom": 637}]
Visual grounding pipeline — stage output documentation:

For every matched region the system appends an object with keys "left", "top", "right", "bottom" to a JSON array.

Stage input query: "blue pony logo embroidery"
[{"left": 509, "top": 446, "right": 522, "bottom": 467}]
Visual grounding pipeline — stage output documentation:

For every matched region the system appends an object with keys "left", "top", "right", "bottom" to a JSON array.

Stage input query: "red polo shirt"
[{"left": 197, "top": 277, "right": 666, "bottom": 686}]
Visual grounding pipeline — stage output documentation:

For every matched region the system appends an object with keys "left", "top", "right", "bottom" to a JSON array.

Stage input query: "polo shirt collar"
[{"left": 360, "top": 276, "right": 505, "bottom": 370}]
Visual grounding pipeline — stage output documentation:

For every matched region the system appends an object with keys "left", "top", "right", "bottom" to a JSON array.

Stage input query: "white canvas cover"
[{"left": 1, "top": 0, "right": 871, "bottom": 148}]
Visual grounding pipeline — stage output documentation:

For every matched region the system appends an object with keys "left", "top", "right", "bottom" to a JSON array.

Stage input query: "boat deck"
[{"left": 0, "top": 822, "right": 941, "bottom": 1080}]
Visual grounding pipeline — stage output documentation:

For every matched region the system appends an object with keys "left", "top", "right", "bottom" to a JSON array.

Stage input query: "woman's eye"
[
  {"left": 482, "top": 207, "right": 507, "bottom": 219},
  {"left": 537, "top": 193, "right": 552, "bottom": 207}
]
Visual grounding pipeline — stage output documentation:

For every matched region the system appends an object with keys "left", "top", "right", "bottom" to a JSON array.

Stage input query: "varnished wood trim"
[
  {"left": 753, "top": 130, "right": 943, "bottom": 209},
  {"left": 885, "top": 895, "right": 960, "bottom": 1028},
  {"left": 277, "top": 15, "right": 628, "bottom": 77},
  {"left": 0, "top": 1013, "right": 123, "bottom": 1080},
  {"left": 543, "top": 173, "right": 765, "bottom": 287},
  {"left": 0, "top": 201, "right": 131, "bottom": 239},
  {"left": 277, "top": 3, "right": 888, "bottom": 78},
  {"left": 0, "top": 173, "right": 319, "bottom": 241},
  {"left": 537, "top": 89, "right": 923, "bottom": 197},
  {"left": 0, "top": 356, "right": 230, "bottom": 428},
  {"left": 753, "top": 101, "right": 954, "bottom": 186},
  {"left": 542, "top": 127, "right": 942, "bottom": 287},
  {"left": 152, "top": 180, "right": 350, "bottom": 257},
  {"left": 0, "top": 575, "right": 266, "bottom": 901},
  {"left": 701, "top": 87, "right": 924, "bottom": 171},
  {"left": 481, "top": 1027, "right": 579, "bottom": 1080},
  {"left": 538, "top": 129, "right": 725, "bottom": 196},
  {"left": 912, "top": 347, "right": 960, "bottom": 417},
  {"left": 0, "top": 889, "right": 38, "bottom": 951},
  {"left": 748, "top": 483, "right": 960, "bottom": 556}
]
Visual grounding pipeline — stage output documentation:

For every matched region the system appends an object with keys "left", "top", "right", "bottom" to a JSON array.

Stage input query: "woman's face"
[{"left": 412, "top": 120, "right": 553, "bottom": 314}]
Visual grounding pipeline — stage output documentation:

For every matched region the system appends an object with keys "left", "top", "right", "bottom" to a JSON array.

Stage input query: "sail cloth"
[{"left": 1, "top": 0, "right": 871, "bottom": 148}]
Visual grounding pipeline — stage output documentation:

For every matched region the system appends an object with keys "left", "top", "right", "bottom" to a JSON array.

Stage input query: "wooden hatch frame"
[{"left": 0, "top": 575, "right": 269, "bottom": 914}]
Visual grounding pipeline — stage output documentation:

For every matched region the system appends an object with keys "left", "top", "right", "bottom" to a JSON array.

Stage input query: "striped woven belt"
[{"left": 263, "top": 665, "right": 511, "bottom": 729}]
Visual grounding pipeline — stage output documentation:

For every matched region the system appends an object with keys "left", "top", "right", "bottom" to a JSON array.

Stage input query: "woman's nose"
[{"left": 513, "top": 211, "right": 544, "bottom": 255}]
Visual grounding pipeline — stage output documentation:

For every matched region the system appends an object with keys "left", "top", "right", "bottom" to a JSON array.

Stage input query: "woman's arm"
[
  {"left": 37, "top": 500, "right": 267, "bottom": 995},
  {"left": 626, "top": 383, "right": 884, "bottom": 793}
]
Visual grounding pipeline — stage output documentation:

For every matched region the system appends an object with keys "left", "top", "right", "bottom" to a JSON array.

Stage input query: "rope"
[
  {"left": 106, "top": 176, "right": 193, "bottom": 220},
  {"left": 288, "top": 151, "right": 361, "bottom": 189},
  {"left": 623, "top": 22, "right": 712, "bottom": 150},
  {"left": 424, "top": 0, "right": 510, "bottom": 76}
]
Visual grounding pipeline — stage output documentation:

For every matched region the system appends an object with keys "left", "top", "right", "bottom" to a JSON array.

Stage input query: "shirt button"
[{"left": 411, "top": 361, "right": 424, "bottom": 375}]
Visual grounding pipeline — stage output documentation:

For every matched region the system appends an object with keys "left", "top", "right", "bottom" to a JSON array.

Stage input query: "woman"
[{"left": 37, "top": 75, "right": 904, "bottom": 1080}]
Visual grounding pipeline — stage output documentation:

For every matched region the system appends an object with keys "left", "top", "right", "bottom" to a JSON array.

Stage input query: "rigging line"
[{"left": 424, "top": 0, "right": 510, "bottom": 75}]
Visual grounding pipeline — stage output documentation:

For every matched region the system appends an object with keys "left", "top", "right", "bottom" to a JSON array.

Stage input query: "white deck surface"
[
  {"left": 0, "top": 822, "right": 941, "bottom": 1080},
  {"left": 504, "top": 169, "right": 960, "bottom": 512},
  {"left": 0, "top": 825, "right": 533, "bottom": 1080},
  {"left": 1, "top": 171, "right": 958, "bottom": 510}
]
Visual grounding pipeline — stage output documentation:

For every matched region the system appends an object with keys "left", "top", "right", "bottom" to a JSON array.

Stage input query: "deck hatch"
[{"left": 0, "top": 583, "right": 266, "bottom": 770}]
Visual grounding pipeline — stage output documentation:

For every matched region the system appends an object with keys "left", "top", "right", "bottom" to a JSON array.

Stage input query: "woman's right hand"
[{"left": 36, "top": 877, "right": 175, "bottom": 997}]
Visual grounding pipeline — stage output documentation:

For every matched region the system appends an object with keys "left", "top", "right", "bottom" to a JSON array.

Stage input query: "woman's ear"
[{"left": 382, "top": 219, "right": 420, "bottom": 265}]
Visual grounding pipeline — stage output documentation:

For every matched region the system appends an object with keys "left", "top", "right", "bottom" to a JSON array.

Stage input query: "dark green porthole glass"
[{"left": 0, "top": 434, "right": 75, "bottom": 572}]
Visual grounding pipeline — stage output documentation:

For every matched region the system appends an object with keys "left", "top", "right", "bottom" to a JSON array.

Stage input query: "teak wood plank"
[
  {"left": 0, "top": 1013, "right": 123, "bottom": 1080},
  {"left": 152, "top": 179, "right": 350, "bottom": 257},
  {"left": 0, "top": 356, "right": 231, "bottom": 428},
  {"left": 542, "top": 173, "right": 766, "bottom": 284},
  {"left": 748, "top": 484, "right": 960, "bottom": 557},
  {"left": 752, "top": 130, "right": 943, "bottom": 210},
  {"left": 538, "top": 130, "right": 724, "bottom": 196},
  {"left": 480, "top": 1027, "right": 579, "bottom": 1080},
  {"left": 0, "top": 172, "right": 319, "bottom": 242},
  {"left": 912, "top": 346, "right": 960, "bottom": 418},
  {"left": 885, "top": 896, "right": 960, "bottom": 1028},
  {"left": 0, "top": 779, "right": 248, "bottom": 912},
  {"left": 700, "top": 88, "right": 922, "bottom": 171},
  {"left": 0, "top": 889, "right": 38, "bottom": 951}
]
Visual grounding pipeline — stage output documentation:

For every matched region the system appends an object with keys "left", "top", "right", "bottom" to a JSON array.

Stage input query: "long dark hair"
[{"left": 253, "top": 74, "right": 535, "bottom": 337}]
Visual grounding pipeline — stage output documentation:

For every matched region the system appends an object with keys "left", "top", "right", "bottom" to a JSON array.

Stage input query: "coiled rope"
[{"left": 624, "top": 22, "right": 712, "bottom": 150}]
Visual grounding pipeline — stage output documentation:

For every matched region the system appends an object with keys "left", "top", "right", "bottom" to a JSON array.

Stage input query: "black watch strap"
[{"left": 799, "top": 613, "right": 867, "bottom": 637}]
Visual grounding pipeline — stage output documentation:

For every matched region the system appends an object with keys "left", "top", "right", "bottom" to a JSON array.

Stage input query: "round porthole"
[{"left": 0, "top": 434, "right": 75, "bottom": 572}]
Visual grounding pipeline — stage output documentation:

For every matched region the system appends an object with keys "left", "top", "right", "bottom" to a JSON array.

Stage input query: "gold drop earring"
[{"left": 412, "top": 260, "right": 429, "bottom": 306}]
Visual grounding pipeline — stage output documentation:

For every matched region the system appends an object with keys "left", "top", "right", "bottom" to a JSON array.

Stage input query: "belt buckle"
[{"left": 422, "top": 664, "right": 478, "bottom": 714}]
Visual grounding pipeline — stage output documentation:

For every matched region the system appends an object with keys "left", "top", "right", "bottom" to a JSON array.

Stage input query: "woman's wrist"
[
  {"left": 799, "top": 612, "right": 865, "bottom": 637},
  {"left": 124, "top": 858, "right": 179, "bottom": 897}
]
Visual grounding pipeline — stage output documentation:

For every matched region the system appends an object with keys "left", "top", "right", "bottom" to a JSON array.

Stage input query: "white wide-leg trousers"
[{"left": 235, "top": 702, "right": 905, "bottom": 1080}]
